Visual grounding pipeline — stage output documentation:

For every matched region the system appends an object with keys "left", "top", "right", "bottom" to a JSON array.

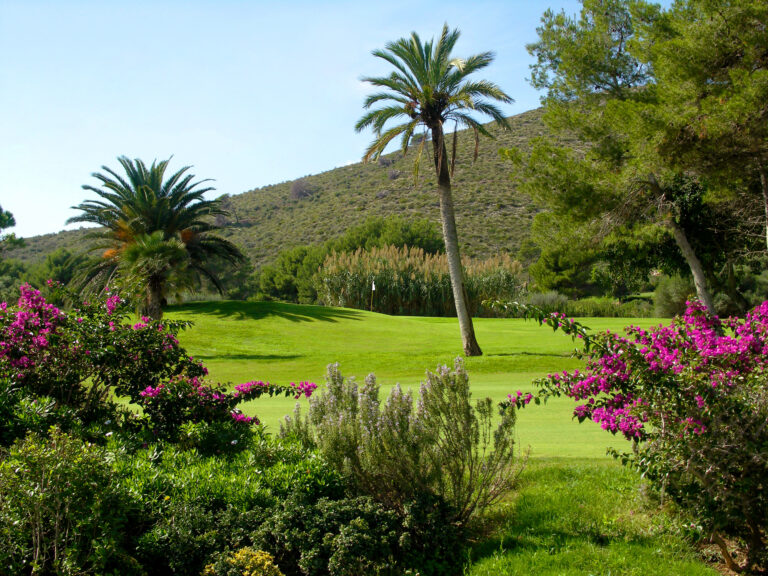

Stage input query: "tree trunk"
[
  {"left": 667, "top": 219, "right": 715, "bottom": 314},
  {"left": 431, "top": 123, "right": 482, "bottom": 356},
  {"left": 144, "top": 275, "right": 164, "bottom": 320},
  {"left": 758, "top": 163, "right": 768, "bottom": 251}
]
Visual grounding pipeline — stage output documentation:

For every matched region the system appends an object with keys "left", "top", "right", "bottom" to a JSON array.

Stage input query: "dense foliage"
[{"left": 256, "top": 215, "right": 443, "bottom": 304}]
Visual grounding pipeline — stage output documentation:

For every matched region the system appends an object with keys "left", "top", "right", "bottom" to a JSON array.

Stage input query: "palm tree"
[
  {"left": 356, "top": 24, "right": 512, "bottom": 356},
  {"left": 68, "top": 156, "right": 245, "bottom": 319}
]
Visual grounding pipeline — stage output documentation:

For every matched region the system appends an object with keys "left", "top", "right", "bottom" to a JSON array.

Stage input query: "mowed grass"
[
  {"left": 467, "top": 460, "right": 718, "bottom": 576},
  {"left": 167, "top": 300, "right": 659, "bottom": 459}
]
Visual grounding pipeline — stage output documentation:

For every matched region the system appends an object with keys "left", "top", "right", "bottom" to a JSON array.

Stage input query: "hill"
[{"left": 9, "top": 108, "right": 555, "bottom": 269}]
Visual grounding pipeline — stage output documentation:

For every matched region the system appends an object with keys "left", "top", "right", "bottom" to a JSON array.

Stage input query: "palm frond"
[{"left": 362, "top": 122, "right": 412, "bottom": 163}]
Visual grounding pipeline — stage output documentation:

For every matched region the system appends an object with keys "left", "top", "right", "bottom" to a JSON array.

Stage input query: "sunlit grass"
[
  {"left": 164, "top": 301, "right": 717, "bottom": 574},
  {"left": 167, "top": 300, "right": 662, "bottom": 458},
  {"left": 467, "top": 459, "right": 718, "bottom": 576}
]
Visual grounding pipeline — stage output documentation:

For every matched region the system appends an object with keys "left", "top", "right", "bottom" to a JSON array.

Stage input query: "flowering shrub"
[
  {"left": 0, "top": 283, "right": 204, "bottom": 418},
  {"left": 138, "top": 375, "right": 316, "bottom": 442},
  {"left": 0, "top": 284, "right": 316, "bottom": 447},
  {"left": 495, "top": 299, "right": 768, "bottom": 573}
]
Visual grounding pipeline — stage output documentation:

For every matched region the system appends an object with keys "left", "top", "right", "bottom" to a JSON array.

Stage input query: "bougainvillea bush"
[
  {"left": 501, "top": 301, "right": 768, "bottom": 573},
  {"left": 0, "top": 283, "right": 314, "bottom": 447}
]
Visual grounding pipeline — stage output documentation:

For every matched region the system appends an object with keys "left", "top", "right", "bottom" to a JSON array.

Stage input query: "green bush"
[
  {"left": 519, "top": 292, "right": 654, "bottom": 318},
  {"left": 136, "top": 501, "right": 269, "bottom": 576},
  {"left": 282, "top": 361, "right": 522, "bottom": 526},
  {"left": 177, "top": 420, "right": 256, "bottom": 455},
  {"left": 0, "top": 381, "right": 78, "bottom": 447},
  {"left": 564, "top": 296, "right": 653, "bottom": 317},
  {"left": 525, "top": 290, "right": 569, "bottom": 313},
  {"left": 122, "top": 438, "right": 344, "bottom": 575},
  {"left": 253, "top": 496, "right": 404, "bottom": 576},
  {"left": 0, "top": 428, "right": 142, "bottom": 575},
  {"left": 654, "top": 275, "right": 695, "bottom": 317}
]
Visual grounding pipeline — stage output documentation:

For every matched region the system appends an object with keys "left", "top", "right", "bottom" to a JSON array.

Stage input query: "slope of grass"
[{"left": 167, "top": 300, "right": 662, "bottom": 459}]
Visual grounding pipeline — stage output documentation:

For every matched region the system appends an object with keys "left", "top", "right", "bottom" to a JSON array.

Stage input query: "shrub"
[
  {"left": 0, "top": 427, "right": 142, "bottom": 575},
  {"left": 0, "top": 284, "right": 317, "bottom": 450},
  {"left": 282, "top": 361, "right": 522, "bottom": 526},
  {"left": 137, "top": 375, "right": 314, "bottom": 443},
  {"left": 290, "top": 179, "right": 316, "bottom": 200},
  {"left": 127, "top": 437, "right": 344, "bottom": 576},
  {"left": 506, "top": 301, "right": 768, "bottom": 573},
  {"left": 0, "top": 283, "right": 205, "bottom": 419},
  {"left": 254, "top": 494, "right": 466, "bottom": 576},
  {"left": 253, "top": 496, "right": 404, "bottom": 576},
  {"left": 136, "top": 501, "right": 269, "bottom": 576},
  {"left": 511, "top": 292, "right": 654, "bottom": 318},
  {"left": 203, "top": 548, "right": 285, "bottom": 576},
  {"left": 0, "top": 379, "right": 78, "bottom": 446}
]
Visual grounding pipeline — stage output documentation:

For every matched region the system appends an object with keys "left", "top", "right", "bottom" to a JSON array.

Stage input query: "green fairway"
[{"left": 168, "top": 300, "right": 663, "bottom": 459}]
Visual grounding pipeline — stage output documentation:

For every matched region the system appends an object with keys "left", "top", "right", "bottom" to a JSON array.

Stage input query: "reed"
[{"left": 315, "top": 245, "right": 523, "bottom": 316}]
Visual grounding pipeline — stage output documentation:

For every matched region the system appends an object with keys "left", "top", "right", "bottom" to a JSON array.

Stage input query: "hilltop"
[{"left": 10, "top": 108, "right": 554, "bottom": 269}]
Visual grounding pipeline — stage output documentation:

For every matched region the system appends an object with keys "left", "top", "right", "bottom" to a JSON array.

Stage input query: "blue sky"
[{"left": 1, "top": 0, "right": 582, "bottom": 238}]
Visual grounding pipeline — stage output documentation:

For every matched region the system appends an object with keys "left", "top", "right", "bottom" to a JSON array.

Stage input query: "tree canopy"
[{"left": 509, "top": 0, "right": 766, "bottom": 313}]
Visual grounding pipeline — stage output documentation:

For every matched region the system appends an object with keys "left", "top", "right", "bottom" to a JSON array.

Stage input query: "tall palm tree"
[
  {"left": 356, "top": 24, "right": 512, "bottom": 356},
  {"left": 68, "top": 156, "right": 245, "bottom": 319}
]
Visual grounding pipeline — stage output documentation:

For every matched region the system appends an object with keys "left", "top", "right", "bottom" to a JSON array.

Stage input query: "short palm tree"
[
  {"left": 356, "top": 24, "right": 512, "bottom": 356},
  {"left": 68, "top": 156, "right": 245, "bottom": 319}
]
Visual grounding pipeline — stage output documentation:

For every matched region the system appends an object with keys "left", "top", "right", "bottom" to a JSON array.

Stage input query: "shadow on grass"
[
  {"left": 486, "top": 351, "right": 571, "bottom": 358},
  {"left": 194, "top": 353, "right": 303, "bottom": 361},
  {"left": 170, "top": 300, "right": 364, "bottom": 323}
]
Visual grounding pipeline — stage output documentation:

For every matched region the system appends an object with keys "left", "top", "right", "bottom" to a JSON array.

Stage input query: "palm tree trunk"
[
  {"left": 145, "top": 276, "right": 164, "bottom": 320},
  {"left": 431, "top": 124, "right": 482, "bottom": 356}
]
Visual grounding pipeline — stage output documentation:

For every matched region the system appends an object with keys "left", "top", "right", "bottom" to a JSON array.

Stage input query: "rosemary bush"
[{"left": 281, "top": 360, "right": 523, "bottom": 527}]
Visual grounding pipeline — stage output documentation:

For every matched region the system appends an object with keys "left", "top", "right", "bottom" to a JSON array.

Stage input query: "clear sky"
[{"left": 1, "top": 0, "right": 582, "bottom": 239}]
